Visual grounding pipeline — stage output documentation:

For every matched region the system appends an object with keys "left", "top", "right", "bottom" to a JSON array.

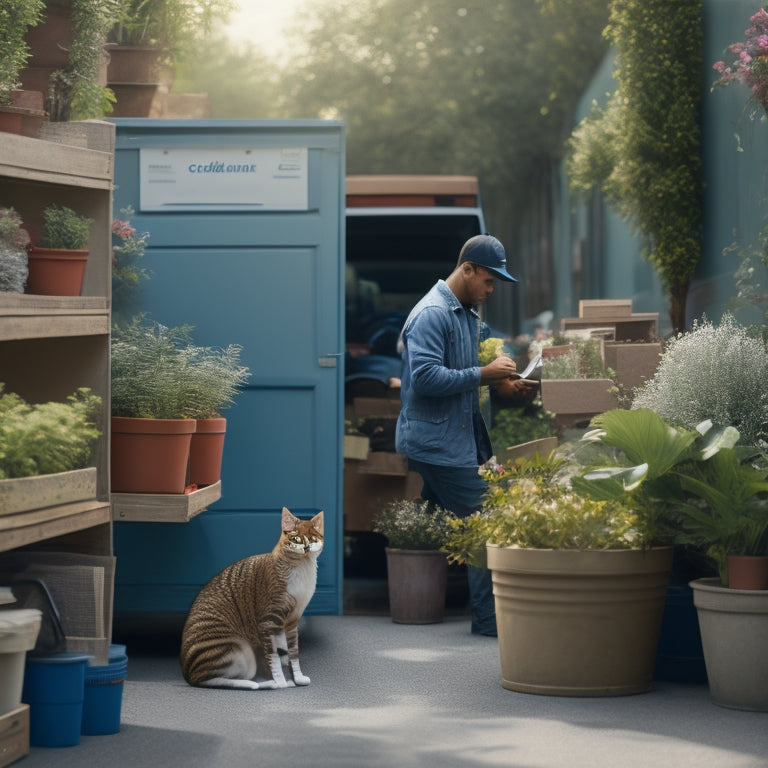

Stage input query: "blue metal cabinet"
[{"left": 110, "top": 120, "right": 345, "bottom": 617}]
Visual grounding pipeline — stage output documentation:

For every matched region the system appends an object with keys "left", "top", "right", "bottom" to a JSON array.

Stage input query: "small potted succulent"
[
  {"left": 372, "top": 499, "right": 456, "bottom": 624},
  {"left": 27, "top": 204, "right": 93, "bottom": 296},
  {"left": 0, "top": 207, "right": 31, "bottom": 293}
]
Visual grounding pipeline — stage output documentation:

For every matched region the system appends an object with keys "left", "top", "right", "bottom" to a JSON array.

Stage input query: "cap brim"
[{"left": 486, "top": 266, "right": 517, "bottom": 283}]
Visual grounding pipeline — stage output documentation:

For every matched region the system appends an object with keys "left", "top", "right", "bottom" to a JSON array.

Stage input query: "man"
[{"left": 395, "top": 234, "right": 538, "bottom": 636}]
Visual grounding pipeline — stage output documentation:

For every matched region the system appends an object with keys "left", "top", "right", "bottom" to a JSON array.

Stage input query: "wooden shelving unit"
[{"left": 0, "top": 123, "right": 114, "bottom": 559}]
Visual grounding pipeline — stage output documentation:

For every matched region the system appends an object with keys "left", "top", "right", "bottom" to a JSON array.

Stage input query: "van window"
[{"left": 346, "top": 212, "right": 483, "bottom": 348}]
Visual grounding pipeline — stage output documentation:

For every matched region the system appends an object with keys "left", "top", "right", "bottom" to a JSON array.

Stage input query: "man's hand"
[{"left": 480, "top": 355, "right": 517, "bottom": 383}]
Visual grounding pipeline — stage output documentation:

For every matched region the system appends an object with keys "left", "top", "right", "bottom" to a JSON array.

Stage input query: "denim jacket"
[{"left": 395, "top": 280, "right": 493, "bottom": 468}]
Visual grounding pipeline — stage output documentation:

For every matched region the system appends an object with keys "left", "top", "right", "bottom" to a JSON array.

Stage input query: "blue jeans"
[{"left": 408, "top": 459, "right": 497, "bottom": 636}]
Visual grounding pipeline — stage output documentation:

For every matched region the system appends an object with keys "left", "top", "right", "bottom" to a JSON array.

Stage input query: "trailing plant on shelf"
[
  {"left": 0, "top": 384, "right": 101, "bottom": 478},
  {"left": 372, "top": 499, "right": 456, "bottom": 551},
  {"left": 631, "top": 314, "right": 768, "bottom": 446},
  {"left": 0, "top": 0, "right": 44, "bottom": 106},
  {"left": 111, "top": 207, "right": 150, "bottom": 321},
  {"left": 0, "top": 207, "right": 30, "bottom": 293},
  {"left": 36, "top": 204, "right": 92, "bottom": 250}
]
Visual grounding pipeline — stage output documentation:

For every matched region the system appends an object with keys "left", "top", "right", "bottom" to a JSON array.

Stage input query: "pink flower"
[
  {"left": 759, "top": 35, "right": 768, "bottom": 48},
  {"left": 741, "top": 49, "right": 753, "bottom": 64}
]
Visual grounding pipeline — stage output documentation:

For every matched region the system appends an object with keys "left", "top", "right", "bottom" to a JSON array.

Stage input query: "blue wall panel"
[{"left": 111, "top": 120, "right": 345, "bottom": 618}]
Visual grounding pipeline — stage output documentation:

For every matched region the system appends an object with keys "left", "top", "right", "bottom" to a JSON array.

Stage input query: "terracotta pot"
[
  {"left": 727, "top": 555, "right": 768, "bottom": 590},
  {"left": 109, "top": 83, "right": 166, "bottom": 118},
  {"left": 189, "top": 417, "right": 226, "bottom": 487},
  {"left": 385, "top": 548, "right": 448, "bottom": 624},
  {"left": 26, "top": 248, "right": 89, "bottom": 296},
  {"left": 106, "top": 45, "right": 164, "bottom": 84},
  {"left": 111, "top": 417, "right": 195, "bottom": 494},
  {"left": 487, "top": 545, "right": 673, "bottom": 696}
]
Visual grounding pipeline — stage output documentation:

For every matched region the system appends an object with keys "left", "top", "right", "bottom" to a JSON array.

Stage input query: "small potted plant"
[
  {"left": 0, "top": 207, "right": 31, "bottom": 293},
  {"left": 372, "top": 499, "right": 456, "bottom": 624},
  {"left": 177, "top": 339, "right": 250, "bottom": 487},
  {"left": 27, "top": 204, "right": 93, "bottom": 296},
  {"left": 110, "top": 315, "right": 249, "bottom": 493},
  {"left": 111, "top": 207, "right": 150, "bottom": 322}
]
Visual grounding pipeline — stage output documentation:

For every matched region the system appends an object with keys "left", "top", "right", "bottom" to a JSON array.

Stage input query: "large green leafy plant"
[{"left": 573, "top": 408, "right": 768, "bottom": 584}]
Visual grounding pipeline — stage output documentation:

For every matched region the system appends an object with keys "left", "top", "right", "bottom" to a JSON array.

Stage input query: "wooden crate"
[
  {"left": 0, "top": 468, "right": 97, "bottom": 516},
  {"left": 0, "top": 705, "right": 29, "bottom": 768}
]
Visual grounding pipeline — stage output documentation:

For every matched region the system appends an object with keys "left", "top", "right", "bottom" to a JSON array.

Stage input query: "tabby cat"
[{"left": 180, "top": 507, "right": 324, "bottom": 689}]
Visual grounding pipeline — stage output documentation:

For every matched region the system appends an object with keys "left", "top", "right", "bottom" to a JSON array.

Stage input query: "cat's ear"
[
  {"left": 281, "top": 506, "right": 298, "bottom": 532},
  {"left": 310, "top": 510, "right": 324, "bottom": 536}
]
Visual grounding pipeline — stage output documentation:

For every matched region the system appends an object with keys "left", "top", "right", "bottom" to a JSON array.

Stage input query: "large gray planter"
[
  {"left": 488, "top": 545, "right": 673, "bottom": 696},
  {"left": 691, "top": 577, "right": 768, "bottom": 711}
]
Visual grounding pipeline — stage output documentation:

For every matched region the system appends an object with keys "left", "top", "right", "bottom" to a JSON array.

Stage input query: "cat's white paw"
[
  {"left": 293, "top": 673, "right": 311, "bottom": 686},
  {"left": 258, "top": 679, "right": 279, "bottom": 690}
]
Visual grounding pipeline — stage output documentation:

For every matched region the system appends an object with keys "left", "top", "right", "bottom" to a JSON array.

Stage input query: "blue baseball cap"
[{"left": 458, "top": 235, "right": 517, "bottom": 282}]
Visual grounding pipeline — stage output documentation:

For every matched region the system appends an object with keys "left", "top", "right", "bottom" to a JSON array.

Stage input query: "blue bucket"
[
  {"left": 82, "top": 646, "right": 128, "bottom": 735},
  {"left": 22, "top": 653, "right": 91, "bottom": 748}
]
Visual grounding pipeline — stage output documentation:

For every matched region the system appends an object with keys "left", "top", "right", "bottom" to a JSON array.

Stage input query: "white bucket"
[{"left": 0, "top": 609, "right": 42, "bottom": 715}]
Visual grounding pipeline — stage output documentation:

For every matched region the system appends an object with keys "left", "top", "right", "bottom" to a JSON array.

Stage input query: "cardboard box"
[
  {"left": 344, "top": 460, "right": 422, "bottom": 531},
  {"left": 357, "top": 451, "right": 408, "bottom": 477},
  {"left": 0, "top": 705, "right": 29, "bottom": 768},
  {"left": 579, "top": 299, "right": 632, "bottom": 319},
  {"left": 344, "top": 434, "right": 370, "bottom": 461}
]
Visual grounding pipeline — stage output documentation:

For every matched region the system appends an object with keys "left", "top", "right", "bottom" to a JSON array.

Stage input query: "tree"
[{"left": 567, "top": 0, "right": 703, "bottom": 333}]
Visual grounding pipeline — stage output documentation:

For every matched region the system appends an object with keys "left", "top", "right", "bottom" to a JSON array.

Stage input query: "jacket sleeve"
[{"left": 406, "top": 306, "right": 481, "bottom": 396}]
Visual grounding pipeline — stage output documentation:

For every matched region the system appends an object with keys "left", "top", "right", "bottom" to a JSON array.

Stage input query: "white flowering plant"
[
  {"left": 713, "top": 7, "right": 768, "bottom": 114},
  {"left": 372, "top": 499, "right": 456, "bottom": 550},
  {"left": 631, "top": 314, "right": 768, "bottom": 446}
]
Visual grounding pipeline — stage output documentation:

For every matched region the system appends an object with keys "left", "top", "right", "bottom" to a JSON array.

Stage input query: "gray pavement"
[{"left": 18, "top": 613, "right": 768, "bottom": 768}]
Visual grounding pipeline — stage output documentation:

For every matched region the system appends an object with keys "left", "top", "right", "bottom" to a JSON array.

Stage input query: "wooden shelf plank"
[
  {"left": 111, "top": 482, "right": 222, "bottom": 523},
  {"left": 0, "top": 132, "right": 112, "bottom": 189},
  {"left": 0, "top": 500, "right": 111, "bottom": 552}
]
